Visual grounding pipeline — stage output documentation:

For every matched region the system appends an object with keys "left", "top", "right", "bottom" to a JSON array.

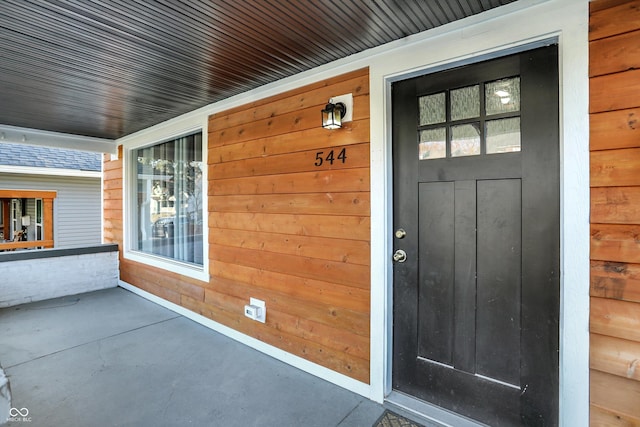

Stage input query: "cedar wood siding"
[
  {"left": 104, "top": 69, "right": 371, "bottom": 383},
  {"left": 590, "top": 1, "right": 640, "bottom": 425}
]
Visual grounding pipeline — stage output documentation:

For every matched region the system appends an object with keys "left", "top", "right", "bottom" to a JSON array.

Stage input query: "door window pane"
[
  {"left": 135, "top": 132, "right": 204, "bottom": 266},
  {"left": 486, "top": 118, "right": 521, "bottom": 153},
  {"left": 451, "top": 123, "right": 481, "bottom": 157},
  {"left": 486, "top": 77, "right": 520, "bottom": 115},
  {"left": 419, "top": 92, "right": 446, "bottom": 125},
  {"left": 419, "top": 127, "right": 446, "bottom": 159},
  {"left": 451, "top": 85, "right": 479, "bottom": 121}
]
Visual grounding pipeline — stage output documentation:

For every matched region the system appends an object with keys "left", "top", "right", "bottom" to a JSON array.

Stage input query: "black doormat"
[{"left": 373, "top": 410, "right": 425, "bottom": 427}]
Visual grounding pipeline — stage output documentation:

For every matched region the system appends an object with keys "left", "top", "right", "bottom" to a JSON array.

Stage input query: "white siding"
[{"left": 0, "top": 173, "right": 101, "bottom": 248}]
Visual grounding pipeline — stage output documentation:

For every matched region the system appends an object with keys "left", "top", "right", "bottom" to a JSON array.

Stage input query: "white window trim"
[{"left": 120, "top": 117, "right": 209, "bottom": 283}]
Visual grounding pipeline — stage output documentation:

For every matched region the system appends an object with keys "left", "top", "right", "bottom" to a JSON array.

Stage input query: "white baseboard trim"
[{"left": 118, "top": 280, "right": 371, "bottom": 398}]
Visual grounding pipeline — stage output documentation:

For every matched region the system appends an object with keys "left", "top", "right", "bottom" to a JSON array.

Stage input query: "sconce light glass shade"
[{"left": 321, "top": 102, "right": 346, "bottom": 129}]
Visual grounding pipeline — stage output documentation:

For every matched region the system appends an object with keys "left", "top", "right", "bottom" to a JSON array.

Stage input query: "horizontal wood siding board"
[
  {"left": 209, "top": 102, "right": 368, "bottom": 147},
  {"left": 121, "top": 259, "right": 206, "bottom": 301},
  {"left": 103, "top": 159, "right": 122, "bottom": 172},
  {"left": 209, "top": 212, "right": 370, "bottom": 241},
  {"left": 590, "top": 369, "right": 640, "bottom": 419},
  {"left": 103, "top": 199, "right": 123, "bottom": 211},
  {"left": 591, "top": 148, "right": 640, "bottom": 187},
  {"left": 103, "top": 178, "right": 123, "bottom": 191},
  {"left": 209, "top": 168, "right": 370, "bottom": 196},
  {"left": 591, "top": 260, "right": 640, "bottom": 303},
  {"left": 589, "top": 1, "right": 640, "bottom": 41},
  {"left": 209, "top": 259, "right": 370, "bottom": 313},
  {"left": 590, "top": 29, "right": 640, "bottom": 77},
  {"left": 591, "top": 0, "right": 638, "bottom": 13},
  {"left": 210, "top": 228, "right": 370, "bottom": 266},
  {"left": 120, "top": 269, "right": 181, "bottom": 305},
  {"left": 591, "top": 333, "right": 640, "bottom": 380},
  {"left": 591, "top": 296, "right": 640, "bottom": 342},
  {"left": 210, "top": 244, "right": 370, "bottom": 289},
  {"left": 182, "top": 293, "right": 370, "bottom": 363},
  {"left": 210, "top": 142, "right": 370, "bottom": 179},
  {"left": 590, "top": 108, "right": 640, "bottom": 151},
  {"left": 591, "top": 224, "right": 640, "bottom": 264},
  {"left": 590, "top": 404, "right": 640, "bottom": 426},
  {"left": 590, "top": 69, "right": 640, "bottom": 113},
  {"left": 208, "top": 68, "right": 369, "bottom": 120},
  {"left": 103, "top": 168, "right": 121, "bottom": 182},
  {"left": 591, "top": 187, "right": 640, "bottom": 223},
  {"left": 182, "top": 293, "right": 370, "bottom": 383},
  {"left": 208, "top": 74, "right": 369, "bottom": 130},
  {"left": 208, "top": 119, "right": 369, "bottom": 163},
  {"left": 205, "top": 276, "right": 369, "bottom": 337},
  {"left": 210, "top": 192, "right": 370, "bottom": 216},
  {"left": 188, "top": 281, "right": 368, "bottom": 360},
  {"left": 103, "top": 188, "right": 122, "bottom": 200},
  {"left": 103, "top": 219, "right": 122, "bottom": 231}
]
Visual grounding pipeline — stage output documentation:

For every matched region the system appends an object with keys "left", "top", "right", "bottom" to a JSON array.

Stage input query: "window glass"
[
  {"left": 451, "top": 123, "right": 481, "bottom": 157},
  {"left": 451, "top": 85, "right": 479, "bottom": 121},
  {"left": 485, "top": 77, "right": 520, "bottom": 115},
  {"left": 135, "top": 132, "right": 203, "bottom": 266},
  {"left": 486, "top": 118, "right": 521, "bottom": 154},
  {"left": 419, "top": 92, "right": 446, "bottom": 125},
  {"left": 419, "top": 127, "right": 446, "bottom": 159}
]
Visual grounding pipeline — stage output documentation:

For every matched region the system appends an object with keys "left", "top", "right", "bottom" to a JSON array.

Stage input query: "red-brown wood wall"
[
  {"left": 104, "top": 69, "right": 371, "bottom": 383},
  {"left": 589, "top": 1, "right": 640, "bottom": 424}
]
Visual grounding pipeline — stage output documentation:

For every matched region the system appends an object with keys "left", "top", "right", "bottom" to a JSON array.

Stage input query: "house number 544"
[{"left": 314, "top": 148, "right": 347, "bottom": 166}]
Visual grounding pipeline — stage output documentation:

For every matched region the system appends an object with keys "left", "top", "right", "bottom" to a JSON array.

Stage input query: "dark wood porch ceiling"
[{"left": 0, "top": 0, "right": 515, "bottom": 140}]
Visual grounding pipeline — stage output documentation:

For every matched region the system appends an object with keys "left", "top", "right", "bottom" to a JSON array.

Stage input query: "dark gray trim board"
[{"left": 0, "top": 244, "right": 118, "bottom": 263}]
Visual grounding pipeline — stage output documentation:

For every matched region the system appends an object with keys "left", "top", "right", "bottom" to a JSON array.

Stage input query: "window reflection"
[
  {"left": 486, "top": 118, "right": 521, "bottom": 154},
  {"left": 451, "top": 123, "right": 481, "bottom": 157},
  {"left": 135, "top": 132, "right": 203, "bottom": 266},
  {"left": 486, "top": 77, "right": 520, "bottom": 115},
  {"left": 419, "top": 128, "right": 446, "bottom": 159}
]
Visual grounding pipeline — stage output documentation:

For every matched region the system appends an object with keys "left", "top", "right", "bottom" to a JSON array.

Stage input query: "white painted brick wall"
[{"left": 0, "top": 251, "right": 119, "bottom": 308}]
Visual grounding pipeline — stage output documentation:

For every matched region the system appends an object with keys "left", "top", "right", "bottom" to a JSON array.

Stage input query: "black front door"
[{"left": 392, "top": 46, "right": 559, "bottom": 426}]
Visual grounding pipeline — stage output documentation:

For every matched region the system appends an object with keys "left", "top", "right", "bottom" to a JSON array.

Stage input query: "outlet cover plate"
[{"left": 249, "top": 297, "right": 266, "bottom": 323}]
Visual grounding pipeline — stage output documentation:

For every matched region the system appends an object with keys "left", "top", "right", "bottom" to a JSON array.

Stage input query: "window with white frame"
[{"left": 133, "top": 132, "right": 203, "bottom": 266}]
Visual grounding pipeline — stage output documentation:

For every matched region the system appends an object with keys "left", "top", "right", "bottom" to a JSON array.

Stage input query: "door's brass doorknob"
[
  {"left": 393, "top": 249, "right": 407, "bottom": 263},
  {"left": 395, "top": 228, "right": 407, "bottom": 239}
]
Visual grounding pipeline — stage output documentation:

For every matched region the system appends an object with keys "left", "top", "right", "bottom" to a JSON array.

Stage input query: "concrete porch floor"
[{"left": 0, "top": 287, "right": 397, "bottom": 427}]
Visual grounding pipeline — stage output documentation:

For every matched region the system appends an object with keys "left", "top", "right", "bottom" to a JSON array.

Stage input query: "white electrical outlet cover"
[{"left": 249, "top": 298, "right": 266, "bottom": 323}]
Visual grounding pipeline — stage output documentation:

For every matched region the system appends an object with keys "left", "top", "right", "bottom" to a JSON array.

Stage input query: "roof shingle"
[{"left": 0, "top": 142, "right": 101, "bottom": 172}]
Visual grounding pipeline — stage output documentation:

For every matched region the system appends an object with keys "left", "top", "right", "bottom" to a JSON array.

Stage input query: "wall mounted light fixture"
[
  {"left": 321, "top": 93, "right": 353, "bottom": 130},
  {"left": 321, "top": 101, "right": 346, "bottom": 129}
]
